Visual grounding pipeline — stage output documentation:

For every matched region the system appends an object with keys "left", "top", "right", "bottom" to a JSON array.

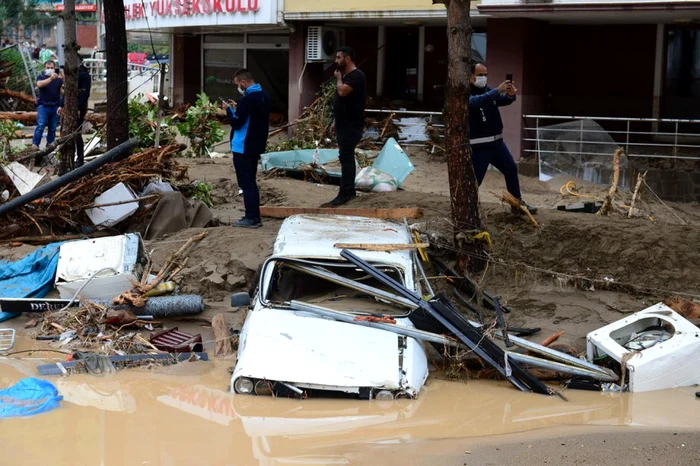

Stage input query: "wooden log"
[
  {"left": 260, "top": 206, "right": 424, "bottom": 220},
  {"left": 212, "top": 313, "right": 233, "bottom": 357},
  {"left": 0, "top": 89, "right": 36, "bottom": 104},
  {"left": 334, "top": 243, "right": 430, "bottom": 251},
  {"left": 0, "top": 111, "right": 38, "bottom": 124},
  {"left": 3, "top": 231, "right": 111, "bottom": 244},
  {"left": 0, "top": 111, "right": 105, "bottom": 126}
]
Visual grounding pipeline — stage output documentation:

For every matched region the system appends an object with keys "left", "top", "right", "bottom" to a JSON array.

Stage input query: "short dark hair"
[
  {"left": 44, "top": 60, "right": 56, "bottom": 68},
  {"left": 470, "top": 61, "right": 484, "bottom": 74},
  {"left": 234, "top": 68, "right": 255, "bottom": 82},
  {"left": 337, "top": 46, "right": 356, "bottom": 62}
]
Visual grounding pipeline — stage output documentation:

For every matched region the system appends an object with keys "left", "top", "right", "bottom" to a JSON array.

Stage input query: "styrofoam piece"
[
  {"left": 85, "top": 182, "right": 139, "bottom": 227},
  {"left": 55, "top": 233, "right": 145, "bottom": 301},
  {"left": 2, "top": 162, "right": 50, "bottom": 196},
  {"left": 372, "top": 137, "right": 415, "bottom": 187},
  {"left": 586, "top": 303, "right": 700, "bottom": 392}
]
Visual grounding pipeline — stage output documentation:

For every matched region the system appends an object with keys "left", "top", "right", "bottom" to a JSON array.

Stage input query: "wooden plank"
[
  {"left": 334, "top": 243, "right": 430, "bottom": 251},
  {"left": 260, "top": 206, "right": 423, "bottom": 220}
]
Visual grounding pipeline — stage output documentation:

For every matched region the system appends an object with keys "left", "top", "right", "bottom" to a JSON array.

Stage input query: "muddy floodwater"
[{"left": 1, "top": 340, "right": 699, "bottom": 465}]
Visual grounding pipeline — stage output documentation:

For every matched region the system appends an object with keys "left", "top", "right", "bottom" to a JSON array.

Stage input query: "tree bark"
[
  {"left": 104, "top": 0, "right": 129, "bottom": 149},
  {"left": 58, "top": 0, "right": 79, "bottom": 175},
  {"left": 443, "top": 0, "right": 486, "bottom": 272}
]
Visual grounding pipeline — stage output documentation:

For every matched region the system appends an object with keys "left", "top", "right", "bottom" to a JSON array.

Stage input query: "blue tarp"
[
  {"left": 0, "top": 242, "right": 63, "bottom": 322},
  {"left": 0, "top": 378, "right": 62, "bottom": 418}
]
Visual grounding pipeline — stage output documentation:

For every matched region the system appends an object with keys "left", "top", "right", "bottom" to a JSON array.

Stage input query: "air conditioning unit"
[{"left": 306, "top": 26, "right": 344, "bottom": 63}]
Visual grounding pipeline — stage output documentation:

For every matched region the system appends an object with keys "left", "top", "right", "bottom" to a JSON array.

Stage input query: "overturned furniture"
[{"left": 587, "top": 303, "right": 700, "bottom": 392}]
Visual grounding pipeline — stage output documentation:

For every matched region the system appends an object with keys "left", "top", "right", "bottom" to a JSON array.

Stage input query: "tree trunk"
[
  {"left": 104, "top": 0, "right": 129, "bottom": 149},
  {"left": 443, "top": 0, "right": 486, "bottom": 272},
  {"left": 58, "top": 0, "right": 79, "bottom": 175}
]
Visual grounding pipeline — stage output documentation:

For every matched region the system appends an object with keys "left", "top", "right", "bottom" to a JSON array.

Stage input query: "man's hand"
[
  {"left": 497, "top": 80, "right": 511, "bottom": 94},
  {"left": 57, "top": 107, "right": 62, "bottom": 115},
  {"left": 507, "top": 81, "right": 517, "bottom": 97},
  {"left": 334, "top": 69, "right": 342, "bottom": 80}
]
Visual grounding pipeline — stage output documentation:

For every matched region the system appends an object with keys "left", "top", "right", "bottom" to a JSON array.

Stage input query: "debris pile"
[{"left": 0, "top": 144, "right": 188, "bottom": 239}]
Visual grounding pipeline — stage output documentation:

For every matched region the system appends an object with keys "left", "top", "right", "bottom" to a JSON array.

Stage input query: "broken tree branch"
[
  {"left": 627, "top": 170, "right": 647, "bottom": 218},
  {"left": 598, "top": 148, "right": 623, "bottom": 216}
]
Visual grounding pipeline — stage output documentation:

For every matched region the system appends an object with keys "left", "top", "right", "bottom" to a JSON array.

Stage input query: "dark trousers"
[
  {"left": 233, "top": 152, "right": 261, "bottom": 221},
  {"left": 75, "top": 104, "right": 88, "bottom": 168},
  {"left": 336, "top": 126, "right": 363, "bottom": 198},
  {"left": 471, "top": 140, "right": 522, "bottom": 200}
]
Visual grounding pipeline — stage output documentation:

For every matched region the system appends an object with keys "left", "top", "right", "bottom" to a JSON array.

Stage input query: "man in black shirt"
[{"left": 325, "top": 46, "right": 366, "bottom": 207}]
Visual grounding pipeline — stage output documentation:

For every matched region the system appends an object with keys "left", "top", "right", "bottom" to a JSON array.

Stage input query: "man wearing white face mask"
[
  {"left": 224, "top": 69, "right": 271, "bottom": 228},
  {"left": 469, "top": 62, "right": 537, "bottom": 214}
]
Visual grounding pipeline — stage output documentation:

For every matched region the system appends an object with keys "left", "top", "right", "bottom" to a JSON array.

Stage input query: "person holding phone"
[
  {"left": 223, "top": 69, "right": 271, "bottom": 229},
  {"left": 31, "top": 60, "right": 64, "bottom": 159},
  {"left": 468, "top": 62, "right": 537, "bottom": 215}
]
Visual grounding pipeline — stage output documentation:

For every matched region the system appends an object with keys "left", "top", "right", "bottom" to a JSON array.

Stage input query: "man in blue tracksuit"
[
  {"left": 469, "top": 62, "right": 536, "bottom": 214},
  {"left": 225, "top": 69, "right": 271, "bottom": 228},
  {"left": 32, "top": 60, "right": 63, "bottom": 156}
]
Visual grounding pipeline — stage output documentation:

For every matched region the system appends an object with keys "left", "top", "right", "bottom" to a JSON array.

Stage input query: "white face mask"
[
  {"left": 474, "top": 76, "right": 487, "bottom": 88},
  {"left": 237, "top": 86, "right": 245, "bottom": 95}
]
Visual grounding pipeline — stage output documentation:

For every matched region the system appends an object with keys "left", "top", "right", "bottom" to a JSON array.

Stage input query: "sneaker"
[
  {"left": 232, "top": 218, "right": 262, "bottom": 229},
  {"left": 323, "top": 194, "right": 356, "bottom": 208},
  {"left": 511, "top": 200, "right": 538, "bottom": 215}
]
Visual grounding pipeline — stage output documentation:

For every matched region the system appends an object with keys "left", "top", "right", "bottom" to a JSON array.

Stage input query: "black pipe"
[{"left": 0, "top": 138, "right": 139, "bottom": 218}]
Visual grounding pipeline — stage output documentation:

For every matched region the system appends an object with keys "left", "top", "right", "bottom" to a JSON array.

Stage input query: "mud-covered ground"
[{"left": 2, "top": 149, "right": 700, "bottom": 465}]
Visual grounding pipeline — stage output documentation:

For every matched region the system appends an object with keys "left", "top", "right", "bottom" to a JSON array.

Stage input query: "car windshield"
[{"left": 264, "top": 259, "right": 411, "bottom": 316}]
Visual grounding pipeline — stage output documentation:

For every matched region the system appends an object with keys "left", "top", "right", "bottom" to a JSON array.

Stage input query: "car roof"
[{"left": 272, "top": 214, "right": 415, "bottom": 270}]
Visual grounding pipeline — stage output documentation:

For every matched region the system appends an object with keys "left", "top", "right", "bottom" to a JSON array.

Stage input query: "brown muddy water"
[{"left": 1, "top": 338, "right": 699, "bottom": 466}]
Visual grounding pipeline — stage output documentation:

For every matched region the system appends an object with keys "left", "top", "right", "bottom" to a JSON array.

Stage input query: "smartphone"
[{"left": 506, "top": 73, "right": 513, "bottom": 82}]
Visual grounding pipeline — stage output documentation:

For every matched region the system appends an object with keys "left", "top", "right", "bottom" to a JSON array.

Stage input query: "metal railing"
[
  {"left": 82, "top": 58, "right": 170, "bottom": 103},
  {"left": 524, "top": 114, "right": 700, "bottom": 161}
]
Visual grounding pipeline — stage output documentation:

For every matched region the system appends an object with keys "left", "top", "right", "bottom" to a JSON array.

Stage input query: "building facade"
[{"left": 127, "top": 0, "right": 700, "bottom": 160}]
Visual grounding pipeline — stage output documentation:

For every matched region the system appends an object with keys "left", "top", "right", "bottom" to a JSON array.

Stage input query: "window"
[
  {"left": 203, "top": 48, "right": 244, "bottom": 101},
  {"left": 664, "top": 28, "right": 700, "bottom": 119}
]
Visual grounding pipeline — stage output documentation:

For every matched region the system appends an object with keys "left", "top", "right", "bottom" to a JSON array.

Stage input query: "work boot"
[
  {"left": 232, "top": 218, "right": 262, "bottom": 229},
  {"left": 323, "top": 193, "right": 356, "bottom": 208},
  {"left": 511, "top": 200, "right": 538, "bottom": 215}
]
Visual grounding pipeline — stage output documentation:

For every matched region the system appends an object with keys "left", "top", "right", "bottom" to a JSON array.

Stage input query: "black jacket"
[
  {"left": 78, "top": 65, "right": 92, "bottom": 109},
  {"left": 468, "top": 85, "right": 516, "bottom": 142},
  {"left": 226, "top": 83, "right": 271, "bottom": 157}
]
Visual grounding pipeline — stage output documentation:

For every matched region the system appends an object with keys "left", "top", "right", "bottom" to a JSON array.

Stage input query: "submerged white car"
[{"left": 231, "top": 214, "right": 429, "bottom": 400}]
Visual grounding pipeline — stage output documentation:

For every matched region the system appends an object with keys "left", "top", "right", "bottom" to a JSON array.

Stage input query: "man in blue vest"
[
  {"left": 225, "top": 69, "right": 271, "bottom": 228},
  {"left": 469, "top": 62, "right": 537, "bottom": 214},
  {"left": 31, "top": 60, "right": 63, "bottom": 158}
]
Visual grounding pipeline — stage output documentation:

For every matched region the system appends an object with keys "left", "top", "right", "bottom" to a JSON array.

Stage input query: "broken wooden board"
[
  {"left": 334, "top": 242, "right": 429, "bottom": 251},
  {"left": 260, "top": 206, "right": 423, "bottom": 220}
]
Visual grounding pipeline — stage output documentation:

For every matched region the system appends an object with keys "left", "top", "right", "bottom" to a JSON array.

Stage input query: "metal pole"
[
  {"left": 16, "top": 44, "right": 36, "bottom": 100},
  {"left": 289, "top": 300, "right": 458, "bottom": 347},
  {"left": 674, "top": 121, "right": 679, "bottom": 156},
  {"left": 154, "top": 62, "right": 167, "bottom": 148},
  {"left": 505, "top": 352, "right": 617, "bottom": 382},
  {"left": 0, "top": 138, "right": 139, "bottom": 218},
  {"left": 625, "top": 120, "right": 630, "bottom": 155}
]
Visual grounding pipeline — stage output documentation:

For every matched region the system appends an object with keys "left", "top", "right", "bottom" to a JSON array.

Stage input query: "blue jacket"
[
  {"left": 468, "top": 85, "right": 516, "bottom": 142},
  {"left": 36, "top": 72, "right": 63, "bottom": 108},
  {"left": 226, "top": 83, "right": 271, "bottom": 156}
]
